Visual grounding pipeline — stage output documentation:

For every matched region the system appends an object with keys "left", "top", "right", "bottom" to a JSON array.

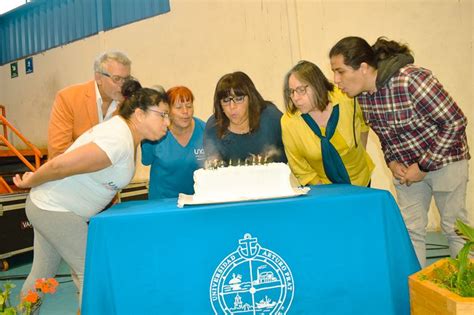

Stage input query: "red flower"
[
  {"left": 34, "top": 278, "right": 44, "bottom": 290},
  {"left": 34, "top": 277, "right": 59, "bottom": 294},
  {"left": 22, "top": 289, "right": 39, "bottom": 304}
]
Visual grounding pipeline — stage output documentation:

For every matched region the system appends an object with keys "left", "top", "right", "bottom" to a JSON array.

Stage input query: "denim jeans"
[{"left": 394, "top": 159, "right": 469, "bottom": 267}]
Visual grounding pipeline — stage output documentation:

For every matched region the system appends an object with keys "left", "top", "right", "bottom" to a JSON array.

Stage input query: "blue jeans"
[{"left": 394, "top": 159, "right": 469, "bottom": 267}]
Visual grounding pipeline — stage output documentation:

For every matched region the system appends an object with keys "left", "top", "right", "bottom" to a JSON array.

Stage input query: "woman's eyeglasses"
[
  {"left": 220, "top": 95, "right": 246, "bottom": 106},
  {"left": 148, "top": 109, "right": 170, "bottom": 119},
  {"left": 286, "top": 85, "right": 309, "bottom": 97}
]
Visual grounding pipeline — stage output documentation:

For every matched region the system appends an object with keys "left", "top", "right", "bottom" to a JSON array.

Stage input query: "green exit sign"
[{"left": 10, "top": 62, "right": 18, "bottom": 78}]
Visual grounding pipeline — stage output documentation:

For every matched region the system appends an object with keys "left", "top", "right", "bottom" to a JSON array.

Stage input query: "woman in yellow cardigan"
[{"left": 281, "top": 60, "right": 374, "bottom": 186}]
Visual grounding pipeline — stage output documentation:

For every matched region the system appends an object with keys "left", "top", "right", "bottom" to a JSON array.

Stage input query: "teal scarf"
[{"left": 301, "top": 105, "right": 351, "bottom": 184}]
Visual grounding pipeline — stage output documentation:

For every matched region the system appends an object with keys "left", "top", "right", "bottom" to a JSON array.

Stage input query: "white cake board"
[{"left": 177, "top": 186, "right": 310, "bottom": 208}]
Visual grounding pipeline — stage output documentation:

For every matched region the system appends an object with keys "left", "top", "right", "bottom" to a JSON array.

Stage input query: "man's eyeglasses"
[
  {"left": 99, "top": 71, "right": 131, "bottom": 84},
  {"left": 286, "top": 85, "right": 309, "bottom": 97},
  {"left": 220, "top": 95, "right": 246, "bottom": 106},
  {"left": 148, "top": 109, "right": 170, "bottom": 119}
]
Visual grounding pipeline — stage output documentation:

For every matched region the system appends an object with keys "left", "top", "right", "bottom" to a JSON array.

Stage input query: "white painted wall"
[{"left": 0, "top": 0, "right": 472, "bottom": 227}]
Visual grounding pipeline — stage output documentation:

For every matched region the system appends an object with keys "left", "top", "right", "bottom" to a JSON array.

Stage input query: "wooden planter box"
[{"left": 409, "top": 258, "right": 474, "bottom": 315}]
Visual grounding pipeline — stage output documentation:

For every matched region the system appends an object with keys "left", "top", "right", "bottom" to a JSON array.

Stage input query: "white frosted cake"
[{"left": 177, "top": 162, "right": 309, "bottom": 206}]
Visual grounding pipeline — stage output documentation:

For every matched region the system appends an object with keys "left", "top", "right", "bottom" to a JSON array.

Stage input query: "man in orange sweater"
[{"left": 47, "top": 51, "right": 132, "bottom": 159}]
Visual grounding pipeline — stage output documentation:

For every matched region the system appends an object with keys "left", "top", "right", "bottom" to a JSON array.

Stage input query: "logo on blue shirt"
[{"left": 194, "top": 148, "right": 206, "bottom": 161}]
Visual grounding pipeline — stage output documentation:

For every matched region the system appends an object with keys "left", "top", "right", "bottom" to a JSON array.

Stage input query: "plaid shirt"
[{"left": 358, "top": 65, "right": 470, "bottom": 171}]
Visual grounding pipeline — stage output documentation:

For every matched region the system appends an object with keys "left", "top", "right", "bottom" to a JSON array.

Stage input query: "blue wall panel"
[{"left": 0, "top": 0, "right": 170, "bottom": 65}]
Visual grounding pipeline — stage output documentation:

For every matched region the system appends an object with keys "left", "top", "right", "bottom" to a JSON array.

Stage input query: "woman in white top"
[{"left": 13, "top": 79, "right": 170, "bottom": 312}]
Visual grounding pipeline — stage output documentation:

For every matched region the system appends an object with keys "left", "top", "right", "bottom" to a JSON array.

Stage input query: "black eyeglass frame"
[{"left": 99, "top": 71, "right": 132, "bottom": 84}]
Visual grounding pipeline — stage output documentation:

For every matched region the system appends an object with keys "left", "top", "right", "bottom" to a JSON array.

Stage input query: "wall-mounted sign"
[
  {"left": 10, "top": 62, "right": 18, "bottom": 78},
  {"left": 25, "top": 57, "right": 34, "bottom": 74}
]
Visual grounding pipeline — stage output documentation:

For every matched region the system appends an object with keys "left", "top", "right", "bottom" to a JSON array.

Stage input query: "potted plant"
[{"left": 409, "top": 219, "right": 474, "bottom": 314}]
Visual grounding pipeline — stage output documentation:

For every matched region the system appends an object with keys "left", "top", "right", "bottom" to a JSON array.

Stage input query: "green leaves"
[
  {"left": 454, "top": 219, "right": 474, "bottom": 295},
  {"left": 0, "top": 282, "right": 17, "bottom": 315},
  {"left": 456, "top": 219, "right": 474, "bottom": 242},
  {"left": 1, "top": 308, "right": 18, "bottom": 315},
  {"left": 427, "top": 219, "right": 474, "bottom": 297}
]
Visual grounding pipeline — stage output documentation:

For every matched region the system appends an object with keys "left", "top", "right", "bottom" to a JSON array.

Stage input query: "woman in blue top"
[
  {"left": 142, "top": 86, "right": 205, "bottom": 199},
  {"left": 204, "top": 71, "right": 286, "bottom": 164}
]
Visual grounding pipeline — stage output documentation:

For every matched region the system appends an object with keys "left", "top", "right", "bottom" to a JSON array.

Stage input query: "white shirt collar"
[{"left": 95, "top": 81, "right": 118, "bottom": 123}]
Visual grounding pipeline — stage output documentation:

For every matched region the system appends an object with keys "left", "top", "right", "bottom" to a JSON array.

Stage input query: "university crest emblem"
[{"left": 210, "top": 233, "right": 295, "bottom": 314}]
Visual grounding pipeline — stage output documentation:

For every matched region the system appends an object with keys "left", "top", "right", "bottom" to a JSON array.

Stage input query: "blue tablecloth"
[{"left": 82, "top": 184, "right": 420, "bottom": 315}]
